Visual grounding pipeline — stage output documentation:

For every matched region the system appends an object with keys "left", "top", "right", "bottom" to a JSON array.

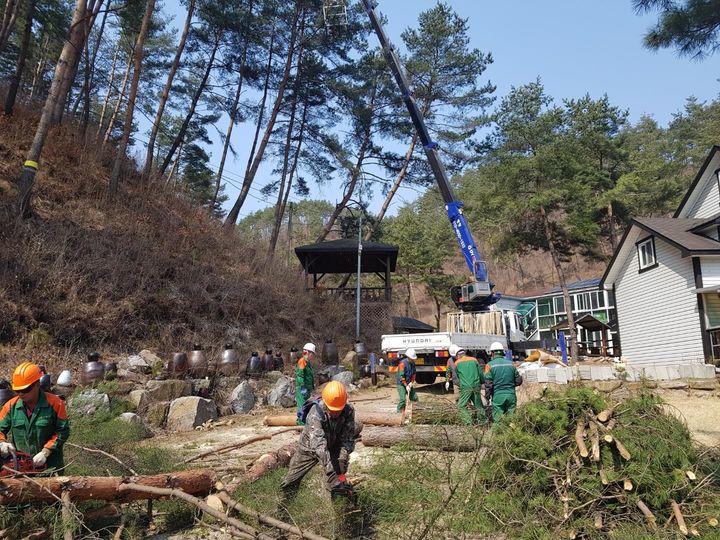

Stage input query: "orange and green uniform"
[
  {"left": 0, "top": 390, "right": 70, "bottom": 471},
  {"left": 484, "top": 354, "right": 521, "bottom": 421},
  {"left": 395, "top": 357, "right": 418, "bottom": 412},
  {"left": 295, "top": 355, "right": 315, "bottom": 424},
  {"left": 454, "top": 353, "right": 484, "bottom": 425}
]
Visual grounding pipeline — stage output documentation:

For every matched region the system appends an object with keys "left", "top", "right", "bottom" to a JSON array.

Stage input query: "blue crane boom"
[{"left": 359, "top": 0, "right": 499, "bottom": 310}]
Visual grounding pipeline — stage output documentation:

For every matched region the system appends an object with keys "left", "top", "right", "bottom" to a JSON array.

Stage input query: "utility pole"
[
  {"left": 286, "top": 202, "right": 294, "bottom": 266},
  {"left": 356, "top": 212, "right": 362, "bottom": 340}
]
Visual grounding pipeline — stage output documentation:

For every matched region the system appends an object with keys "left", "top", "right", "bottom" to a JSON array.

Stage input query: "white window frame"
[{"left": 637, "top": 237, "right": 657, "bottom": 272}]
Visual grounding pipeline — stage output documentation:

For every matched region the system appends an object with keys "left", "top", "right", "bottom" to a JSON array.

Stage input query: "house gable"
[{"left": 675, "top": 146, "right": 720, "bottom": 219}]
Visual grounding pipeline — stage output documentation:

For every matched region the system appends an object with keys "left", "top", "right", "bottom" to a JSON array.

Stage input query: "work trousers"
[
  {"left": 396, "top": 384, "right": 418, "bottom": 413},
  {"left": 281, "top": 447, "right": 345, "bottom": 492},
  {"left": 295, "top": 389, "right": 310, "bottom": 425},
  {"left": 457, "top": 386, "right": 482, "bottom": 425},
  {"left": 492, "top": 391, "right": 517, "bottom": 422}
]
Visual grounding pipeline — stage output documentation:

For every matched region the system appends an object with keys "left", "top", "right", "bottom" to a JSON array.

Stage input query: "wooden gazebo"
[{"left": 294, "top": 239, "right": 398, "bottom": 301}]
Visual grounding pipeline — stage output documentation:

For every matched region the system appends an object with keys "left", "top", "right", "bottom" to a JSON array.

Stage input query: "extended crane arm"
[{"left": 361, "top": 0, "right": 497, "bottom": 307}]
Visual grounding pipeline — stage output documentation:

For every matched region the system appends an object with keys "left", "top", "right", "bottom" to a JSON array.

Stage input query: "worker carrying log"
[
  {"left": 0, "top": 362, "right": 70, "bottom": 472},
  {"left": 484, "top": 342, "right": 523, "bottom": 421},
  {"left": 281, "top": 381, "right": 356, "bottom": 498},
  {"left": 295, "top": 343, "right": 316, "bottom": 424},
  {"left": 448, "top": 345, "right": 484, "bottom": 425},
  {"left": 396, "top": 348, "right": 418, "bottom": 413}
]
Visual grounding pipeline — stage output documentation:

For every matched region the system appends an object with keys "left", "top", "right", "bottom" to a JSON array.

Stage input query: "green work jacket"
[
  {"left": 455, "top": 354, "right": 483, "bottom": 388},
  {"left": 0, "top": 391, "right": 70, "bottom": 470},
  {"left": 485, "top": 356, "right": 520, "bottom": 394},
  {"left": 295, "top": 357, "right": 315, "bottom": 391}
]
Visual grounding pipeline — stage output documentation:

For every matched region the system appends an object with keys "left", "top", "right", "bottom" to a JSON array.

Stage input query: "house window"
[
  {"left": 554, "top": 296, "right": 565, "bottom": 314},
  {"left": 637, "top": 237, "right": 657, "bottom": 271}
]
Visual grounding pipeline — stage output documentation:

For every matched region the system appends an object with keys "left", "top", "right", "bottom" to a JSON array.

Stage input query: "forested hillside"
[{"left": 1, "top": 0, "right": 719, "bottom": 340}]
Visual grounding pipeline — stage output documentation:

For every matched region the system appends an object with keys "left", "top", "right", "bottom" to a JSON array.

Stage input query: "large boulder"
[
  {"left": 332, "top": 371, "right": 354, "bottom": 387},
  {"left": 191, "top": 379, "right": 212, "bottom": 399},
  {"left": 166, "top": 397, "right": 218, "bottom": 431},
  {"left": 125, "top": 355, "right": 152, "bottom": 374},
  {"left": 229, "top": 381, "right": 255, "bottom": 414},
  {"left": 318, "top": 365, "right": 346, "bottom": 385},
  {"left": 139, "top": 350, "right": 163, "bottom": 372},
  {"left": 267, "top": 376, "right": 296, "bottom": 408},
  {"left": 145, "top": 401, "right": 170, "bottom": 428},
  {"left": 145, "top": 380, "right": 192, "bottom": 405},
  {"left": 68, "top": 390, "right": 110, "bottom": 416}
]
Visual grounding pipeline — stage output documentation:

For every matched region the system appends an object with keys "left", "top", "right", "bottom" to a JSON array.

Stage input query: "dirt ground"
[{"left": 151, "top": 379, "right": 720, "bottom": 483}]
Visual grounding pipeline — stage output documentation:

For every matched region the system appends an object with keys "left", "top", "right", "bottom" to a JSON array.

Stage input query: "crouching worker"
[
  {"left": 0, "top": 362, "right": 70, "bottom": 473},
  {"left": 282, "top": 381, "right": 357, "bottom": 498}
]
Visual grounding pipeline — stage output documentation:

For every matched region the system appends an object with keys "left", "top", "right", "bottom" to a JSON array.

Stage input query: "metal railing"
[{"left": 315, "top": 287, "right": 391, "bottom": 302}]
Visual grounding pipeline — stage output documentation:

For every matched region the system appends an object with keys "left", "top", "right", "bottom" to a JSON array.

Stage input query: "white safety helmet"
[
  {"left": 303, "top": 342, "right": 316, "bottom": 354},
  {"left": 449, "top": 344, "right": 461, "bottom": 357},
  {"left": 489, "top": 341, "right": 505, "bottom": 353},
  {"left": 405, "top": 348, "right": 418, "bottom": 360}
]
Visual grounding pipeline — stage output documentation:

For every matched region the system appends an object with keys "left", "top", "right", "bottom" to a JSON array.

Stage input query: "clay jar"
[
  {"left": 170, "top": 352, "right": 188, "bottom": 377},
  {"left": 219, "top": 344, "right": 239, "bottom": 376},
  {"left": 188, "top": 344, "right": 208, "bottom": 379},
  {"left": 0, "top": 380, "right": 14, "bottom": 407},
  {"left": 81, "top": 352, "right": 105, "bottom": 386},
  {"left": 322, "top": 340, "right": 339, "bottom": 365}
]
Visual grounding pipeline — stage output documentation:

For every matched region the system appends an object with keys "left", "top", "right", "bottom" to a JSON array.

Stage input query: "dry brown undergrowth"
[{"left": 0, "top": 106, "right": 372, "bottom": 368}]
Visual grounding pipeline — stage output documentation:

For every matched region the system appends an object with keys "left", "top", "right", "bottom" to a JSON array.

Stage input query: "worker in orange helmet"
[
  {"left": 0, "top": 362, "right": 70, "bottom": 472},
  {"left": 282, "top": 381, "right": 359, "bottom": 498}
]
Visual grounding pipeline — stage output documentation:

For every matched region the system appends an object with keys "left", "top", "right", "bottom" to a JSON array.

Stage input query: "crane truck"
[{"left": 324, "top": 1, "right": 535, "bottom": 383}]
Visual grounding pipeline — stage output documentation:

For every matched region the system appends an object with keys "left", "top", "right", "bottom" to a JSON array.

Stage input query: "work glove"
[
  {"left": 300, "top": 387, "right": 309, "bottom": 398},
  {"left": 445, "top": 381, "right": 450, "bottom": 391},
  {"left": 405, "top": 385, "right": 411, "bottom": 396},
  {"left": 0, "top": 442, "right": 15, "bottom": 457},
  {"left": 33, "top": 448, "right": 51, "bottom": 468}
]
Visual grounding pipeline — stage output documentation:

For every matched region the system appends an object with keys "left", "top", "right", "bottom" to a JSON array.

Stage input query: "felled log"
[
  {"left": 264, "top": 413, "right": 402, "bottom": 427},
  {"left": 221, "top": 443, "right": 298, "bottom": 494},
  {"left": 636, "top": 499, "right": 657, "bottom": 530},
  {"left": 613, "top": 437, "right": 632, "bottom": 461},
  {"left": 0, "top": 469, "right": 216, "bottom": 505},
  {"left": 597, "top": 405, "right": 616, "bottom": 423},
  {"left": 589, "top": 421, "right": 600, "bottom": 462},
  {"left": 671, "top": 500, "right": 689, "bottom": 536},
  {"left": 361, "top": 425, "right": 487, "bottom": 452},
  {"left": 575, "top": 421, "right": 589, "bottom": 458}
]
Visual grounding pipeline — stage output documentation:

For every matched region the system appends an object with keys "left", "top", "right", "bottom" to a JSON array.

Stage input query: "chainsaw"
[{"left": 0, "top": 450, "right": 47, "bottom": 477}]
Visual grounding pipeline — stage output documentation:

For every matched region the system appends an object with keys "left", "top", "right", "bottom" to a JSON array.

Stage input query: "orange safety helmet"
[
  {"left": 12, "top": 361, "right": 42, "bottom": 391},
  {"left": 322, "top": 381, "right": 348, "bottom": 412}
]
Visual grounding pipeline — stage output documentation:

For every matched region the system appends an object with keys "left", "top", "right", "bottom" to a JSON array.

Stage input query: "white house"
[{"left": 601, "top": 146, "right": 720, "bottom": 374}]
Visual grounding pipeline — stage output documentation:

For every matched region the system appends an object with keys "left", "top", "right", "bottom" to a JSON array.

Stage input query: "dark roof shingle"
[{"left": 634, "top": 216, "right": 720, "bottom": 253}]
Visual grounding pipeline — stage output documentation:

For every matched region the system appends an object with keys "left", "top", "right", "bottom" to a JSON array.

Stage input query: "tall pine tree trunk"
[
  {"left": 539, "top": 205, "right": 579, "bottom": 362},
  {"left": 108, "top": 0, "right": 155, "bottom": 197},
  {"left": 159, "top": 37, "right": 219, "bottom": 175},
  {"left": 3, "top": 0, "right": 36, "bottom": 116},
  {"left": 0, "top": 0, "right": 18, "bottom": 53},
  {"left": 15, "top": 0, "right": 97, "bottom": 218},
  {"left": 96, "top": 43, "right": 119, "bottom": 140},
  {"left": 50, "top": 0, "right": 103, "bottom": 125},
  {"left": 315, "top": 83, "right": 378, "bottom": 243},
  {"left": 80, "top": 4, "right": 108, "bottom": 135},
  {"left": 143, "top": 0, "right": 195, "bottom": 180},
  {"left": 223, "top": 1, "right": 301, "bottom": 228},
  {"left": 29, "top": 33, "right": 50, "bottom": 99},
  {"left": 102, "top": 50, "right": 132, "bottom": 147},
  {"left": 607, "top": 201, "right": 617, "bottom": 252}
]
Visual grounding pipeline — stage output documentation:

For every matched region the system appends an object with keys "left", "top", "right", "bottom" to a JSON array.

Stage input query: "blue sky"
[{"left": 160, "top": 1, "right": 720, "bottom": 219}]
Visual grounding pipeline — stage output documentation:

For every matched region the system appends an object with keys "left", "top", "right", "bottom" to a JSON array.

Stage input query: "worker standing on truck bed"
[
  {"left": 396, "top": 348, "right": 418, "bottom": 413},
  {"left": 295, "top": 343, "right": 316, "bottom": 424},
  {"left": 449, "top": 345, "right": 484, "bottom": 425},
  {"left": 0, "top": 362, "right": 70, "bottom": 472},
  {"left": 484, "top": 342, "right": 522, "bottom": 421}
]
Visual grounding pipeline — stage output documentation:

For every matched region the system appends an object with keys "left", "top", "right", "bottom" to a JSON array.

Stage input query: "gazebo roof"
[{"left": 295, "top": 239, "right": 398, "bottom": 274}]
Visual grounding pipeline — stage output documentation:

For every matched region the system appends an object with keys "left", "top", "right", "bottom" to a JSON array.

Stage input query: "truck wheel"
[{"left": 415, "top": 373, "right": 436, "bottom": 385}]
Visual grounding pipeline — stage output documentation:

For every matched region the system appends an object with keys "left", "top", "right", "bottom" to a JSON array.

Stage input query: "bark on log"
[
  {"left": 117, "top": 483, "right": 273, "bottom": 540},
  {"left": 671, "top": 500, "right": 689, "bottom": 536},
  {"left": 589, "top": 421, "right": 600, "bottom": 462},
  {"left": 0, "top": 469, "right": 216, "bottom": 504},
  {"left": 613, "top": 437, "right": 632, "bottom": 461},
  {"left": 575, "top": 421, "right": 589, "bottom": 458},
  {"left": 636, "top": 499, "right": 657, "bottom": 530},
  {"left": 361, "top": 425, "right": 487, "bottom": 452},
  {"left": 264, "top": 413, "right": 402, "bottom": 427}
]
